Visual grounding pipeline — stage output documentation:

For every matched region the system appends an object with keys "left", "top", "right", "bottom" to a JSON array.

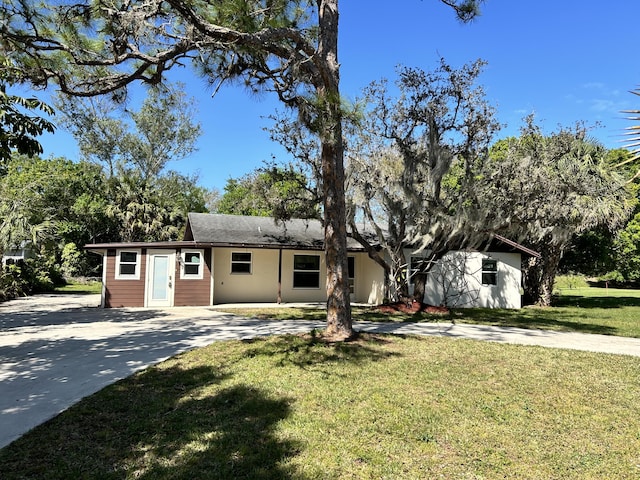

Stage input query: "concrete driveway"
[
  {"left": 2, "top": 293, "right": 640, "bottom": 449},
  {"left": 0, "top": 294, "right": 326, "bottom": 449}
]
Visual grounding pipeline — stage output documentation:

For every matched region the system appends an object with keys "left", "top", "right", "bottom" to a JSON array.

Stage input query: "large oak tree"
[
  {"left": 2, "top": 0, "right": 483, "bottom": 339},
  {"left": 346, "top": 59, "right": 500, "bottom": 302},
  {"left": 483, "top": 119, "right": 634, "bottom": 306}
]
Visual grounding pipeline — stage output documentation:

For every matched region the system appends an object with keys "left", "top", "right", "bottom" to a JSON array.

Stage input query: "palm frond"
[{"left": 621, "top": 89, "right": 640, "bottom": 173}]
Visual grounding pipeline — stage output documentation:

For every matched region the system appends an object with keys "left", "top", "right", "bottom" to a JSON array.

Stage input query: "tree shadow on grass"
[
  {"left": 353, "top": 305, "right": 620, "bottom": 336},
  {"left": 0, "top": 365, "right": 305, "bottom": 480},
  {"left": 553, "top": 295, "right": 640, "bottom": 308},
  {"left": 449, "top": 308, "right": 618, "bottom": 336},
  {"left": 241, "top": 332, "right": 401, "bottom": 374}
]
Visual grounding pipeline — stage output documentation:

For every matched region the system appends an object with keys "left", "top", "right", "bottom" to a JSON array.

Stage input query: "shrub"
[
  {"left": 61, "top": 242, "right": 90, "bottom": 278},
  {"left": 0, "top": 263, "right": 30, "bottom": 301},
  {"left": 0, "top": 256, "right": 64, "bottom": 303}
]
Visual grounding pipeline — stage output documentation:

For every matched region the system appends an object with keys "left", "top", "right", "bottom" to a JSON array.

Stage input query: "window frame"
[
  {"left": 293, "top": 254, "right": 321, "bottom": 289},
  {"left": 180, "top": 249, "right": 204, "bottom": 280},
  {"left": 115, "top": 249, "right": 141, "bottom": 280},
  {"left": 231, "top": 251, "right": 252, "bottom": 275},
  {"left": 481, "top": 258, "right": 498, "bottom": 286}
]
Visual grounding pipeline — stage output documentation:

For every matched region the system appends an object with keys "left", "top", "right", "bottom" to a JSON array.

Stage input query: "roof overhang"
[
  {"left": 85, "top": 241, "right": 368, "bottom": 254},
  {"left": 84, "top": 241, "right": 213, "bottom": 254}
]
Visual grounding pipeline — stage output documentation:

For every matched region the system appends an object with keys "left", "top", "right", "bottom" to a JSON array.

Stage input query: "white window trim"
[
  {"left": 293, "top": 254, "right": 321, "bottom": 289},
  {"left": 115, "top": 249, "right": 141, "bottom": 280},
  {"left": 231, "top": 251, "right": 253, "bottom": 275},
  {"left": 180, "top": 249, "right": 204, "bottom": 280},
  {"left": 481, "top": 258, "right": 498, "bottom": 286}
]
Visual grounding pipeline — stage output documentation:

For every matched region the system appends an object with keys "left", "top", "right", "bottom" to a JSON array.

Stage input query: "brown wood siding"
[
  {"left": 174, "top": 248, "right": 212, "bottom": 306},
  {"left": 104, "top": 249, "right": 146, "bottom": 307}
]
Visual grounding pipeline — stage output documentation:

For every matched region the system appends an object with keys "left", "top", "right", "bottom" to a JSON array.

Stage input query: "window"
[
  {"left": 115, "top": 250, "right": 140, "bottom": 280},
  {"left": 181, "top": 250, "right": 203, "bottom": 279},
  {"left": 348, "top": 256, "right": 355, "bottom": 294},
  {"left": 481, "top": 259, "right": 498, "bottom": 285},
  {"left": 293, "top": 254, "right": 320, "bottom": 288},
  {"left": 231, "top": 252, "right": 252, "bottom": 274}
]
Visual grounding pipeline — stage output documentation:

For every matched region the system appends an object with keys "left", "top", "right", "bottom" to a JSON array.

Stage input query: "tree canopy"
[
  {"left": 0, "top": 58, "right": 55, "bottom": 170},
  {"left": 2, "top": 0, "right": 484, "bottom": 338},
  {"left": 216, "top": 165, "right": 319, "bottom": 219},
  {"left": 55, "top": 82, "right": 200, "bottom": 179},
  {"left": 482, "top": 118, "right": 635, "bottom": 305},
  {"left": 345, "top": 59, "right": 501, "bottom": 301}
]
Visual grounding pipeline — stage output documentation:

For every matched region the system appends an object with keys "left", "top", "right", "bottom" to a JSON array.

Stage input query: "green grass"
[
  {"left": 216, "top": 287, "right": 640, "bottom": 338},
  {"left": 54, "top": 280, "right": 102, "bottom": 295},
  {"left": 1, "top": 334, "right": 639, "bottom": 479}
]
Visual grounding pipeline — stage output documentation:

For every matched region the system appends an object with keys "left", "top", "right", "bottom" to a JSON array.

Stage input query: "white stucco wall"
[
  {"left": 415, "top": 250, "right": 522, "bottom": 309},
  {"left": 353, "top": 252, "right": 386, "bottom": 304},
  {"left": 212, "top": 248, "right": 281, "bottom": 303},
  {"left": 212, "top": 248, "right": 385, "bottom": 304}
]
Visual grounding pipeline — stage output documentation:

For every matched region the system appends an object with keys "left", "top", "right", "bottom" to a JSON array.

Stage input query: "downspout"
[{"left": 101, "top": 252, "right": 107, "bottom": 308}]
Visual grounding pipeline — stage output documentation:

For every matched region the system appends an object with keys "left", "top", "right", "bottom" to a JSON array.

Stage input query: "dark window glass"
[
  {"left": 294, "top": 272, "right": 320, "bottom": 288},
  {"left": 231, "top": 262, "right": 251, "bottom": 274},
  {"left": 120, "top": 252, "right": 137, "bottom": 263},
  {"left": 118, "top": 251, "right": 138, "bottom": 276},
  {"left": 293, "top": 254, "right": 320, "bottom": 288},
  {"left": 185, "top": 252, "right": 200, "bottom": 264},
  {"left": 482, "top": 259, "right": 498, "bottom": 285},
  {"left": 294, "top": 255, "right": 320, "bottom": 270},
  {"left": 120, "top": 263, "right": 136, "bottom": 275},
  {"left": 183, "top": 251, "right": 202, "bottom": 277},
  {"left": 232, "top": 252, "right": 252, "bottom": 263},
  {"left": 185, "top": 264, "right": 200, "bottom": 275},
  {"left": 231, "top": 252, "right": 252, "bottom": 274}
]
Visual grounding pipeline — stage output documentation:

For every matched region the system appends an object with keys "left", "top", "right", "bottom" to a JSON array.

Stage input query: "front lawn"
[
  {"left": 54, "top": 280, "right": 102, "bottom": 295},
  {"left": 1, "top": 334, "right": 638, "bottom": 479},
  {"left": 216, "top": 287, "right": 640, "bottom": 338}
]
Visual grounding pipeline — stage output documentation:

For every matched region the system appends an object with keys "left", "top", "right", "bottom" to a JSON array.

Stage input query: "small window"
[
  {"left": 116, "top": 250, "right": 140, "bottom": 280},
  {"left": 231, "top": 252, "right": 252, "bottom": 274},
  {"left": 293, "top": 254, "right": 320, "bottom": 288},
  {"left": 181, "top": 250, "right": 204, "bottom": 279},
  {"left": 482, "top": 259, "right": 498, "bottom": 285}
]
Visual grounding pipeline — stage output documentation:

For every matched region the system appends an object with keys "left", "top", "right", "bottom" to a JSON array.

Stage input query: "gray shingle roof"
[{"left": 185, "top": 213, "right": 366, "bottom": 251}]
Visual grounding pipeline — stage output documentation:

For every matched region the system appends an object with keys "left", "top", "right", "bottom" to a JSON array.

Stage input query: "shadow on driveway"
[{"left": 0, "top": 294, "right": 323, "bottom": 449}]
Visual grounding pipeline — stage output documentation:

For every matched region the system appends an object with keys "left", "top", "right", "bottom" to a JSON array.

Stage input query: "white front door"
[{"left": 146, "top": 250, "right": 175, "bottom": 307}]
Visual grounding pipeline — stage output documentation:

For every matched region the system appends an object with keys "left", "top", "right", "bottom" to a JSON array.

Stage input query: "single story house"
[{"left": 86, "top": 213, "right": 537, "bottom": 309}]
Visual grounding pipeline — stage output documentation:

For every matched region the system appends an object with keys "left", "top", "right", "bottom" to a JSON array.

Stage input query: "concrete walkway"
[{"left": 1, "top": 294, "right": 640, "bottom": 449}]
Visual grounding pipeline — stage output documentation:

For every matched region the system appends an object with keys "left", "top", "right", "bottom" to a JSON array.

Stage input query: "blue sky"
[{"left": 35, "top": 0, "right": 640, "bottom": 192}]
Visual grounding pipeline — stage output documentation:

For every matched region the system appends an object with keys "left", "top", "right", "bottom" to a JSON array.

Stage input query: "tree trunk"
[
  {"left": 524, "top": 240, "right": 565, "bottom": 307},
  {"left": 537, "top": 243, "right": 564, "bottom": 307},
  {"left": 521, "top": 256, "right": 541, "bottom": 306},
  {"left": 412, "top": 274, "right": 427, "bottom": 304},
  {"left": 317, "top": 0, "right": 353, "bottom": 340}
]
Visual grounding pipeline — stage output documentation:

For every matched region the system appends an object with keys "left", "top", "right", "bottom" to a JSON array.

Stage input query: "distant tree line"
[{"left": 0, "top": 83, "right": 210, "bottom": 301}]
